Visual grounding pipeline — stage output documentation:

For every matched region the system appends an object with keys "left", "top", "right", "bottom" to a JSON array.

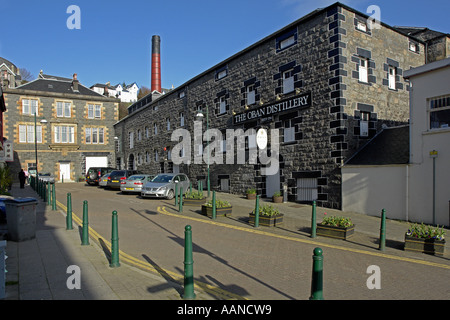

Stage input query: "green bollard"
[
  {"left": 66, "top": 193, "right": 73, "bottom": 230},
  {"left": 179, "top": 187, "right": 183, "bottom": 213},
  {"left": 254, "top": 195, "right": 260, "bottom": 228},
  {"left": 47, "top": 182, "right": 51, "bottom": 206},
  {"left": 199, "top": 180, "right": 203, "bottom": 197},
  {"left": 379, "top": 209, "right": 386, "bottom": 251},
  {"left": 175, "top": 182, "right": 178, "bottom": 206},
  {"left": 212, "top": 191, "right": 216, "bottom": 220},
  {"left": 51, "top": 183, "right": 56, "bottom": 211},
  {"left": 309, "top": 247, "right": 324, "bottom": 300},
  {"left": 81, "top": 200, "right": 89, "bottom": 245},
  {"left": 182, "top": 225, "right": 196, "bottom": 300},
  {"left": 190, "top": 182, "right": 192, "bottom": 194},
  {"left": 110, "top": 211, "right": 120, "bottom": 267},
  {"left": 42, "top": 181, "right": 46, "bottom": 202},
  {"left": 311, "top": 201, "right": 317, "bottom": 238}
]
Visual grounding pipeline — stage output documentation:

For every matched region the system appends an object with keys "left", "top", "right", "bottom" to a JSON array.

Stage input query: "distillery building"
[{"left": 114, "top": 2, "right": 445, "bottom": 209}]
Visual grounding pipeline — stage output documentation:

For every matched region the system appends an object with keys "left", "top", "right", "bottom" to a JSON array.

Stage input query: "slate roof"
[
  {"left": 345, "top": 125, "right": 410, "bottom": 165},
  {"left": 16, "top": 78, "right": 105, "bottom": 97}
]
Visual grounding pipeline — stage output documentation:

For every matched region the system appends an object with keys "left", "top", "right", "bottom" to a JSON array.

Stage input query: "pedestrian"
[
  {"left": 24, "top": 169, "right": 29, "bottom": 185},
  {"left": 19, "top": 169, "right": 26, "bottom": 189}
]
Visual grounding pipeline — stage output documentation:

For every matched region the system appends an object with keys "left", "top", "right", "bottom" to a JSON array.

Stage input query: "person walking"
[{"left": 19, "top": 169, "right": 26, "bottom": 189}]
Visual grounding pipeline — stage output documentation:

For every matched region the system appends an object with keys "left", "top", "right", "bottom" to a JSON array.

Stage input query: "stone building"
[
  {"left": 2, "top": 73, "right": 119, "bottom": 182},
  {"left": 114, "top": 2, "right": 437, "bottom": 209},
  {"left": 0, "top": 57, "right": 22, "bottom": 88}
]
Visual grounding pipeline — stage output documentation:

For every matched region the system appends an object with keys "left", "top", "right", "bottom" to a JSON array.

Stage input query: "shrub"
[
  {"left": 204, "top": 199, "right": 231, "bottom": 208},
  {"left": 406, "top": 223, "right": 446, "bottom": 241},
  {"left": 320, "top": 216, "right": 354, "bottom": 228},
  {"left": 253, "top": 204, "right": 281, "bottom": 217}
]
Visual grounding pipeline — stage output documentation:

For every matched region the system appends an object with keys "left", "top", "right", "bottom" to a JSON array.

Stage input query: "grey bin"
[{"left": 5, "top": 197, "right": 38, "bottom": 242}]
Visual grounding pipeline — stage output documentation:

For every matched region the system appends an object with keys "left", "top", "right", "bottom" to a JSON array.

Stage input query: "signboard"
[
  {"left": 233, "top": 91, "right": 311, "bottom": 125},
  {"left": 3, "top": 141, "right": 13, "bottom": 162},
  {"left": 256, "top": 128, "right": 268, "bottom": 149}
]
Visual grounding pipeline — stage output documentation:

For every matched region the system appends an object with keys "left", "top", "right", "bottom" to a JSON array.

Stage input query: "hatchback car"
[
  {"left": 120, "top": 174, "right": 155, "bottom": 194},
  {"left": 86, "top": 167, "right": 117, "bottom": 186},
  {"left": 141, "top": 173, "right": 190, "bottom": 199},
  {"left": 107, "top": 170, "right": 141, "bottom": 189},
  {"left": 99, "top": 173, "right": 111, "bottom": 187}
]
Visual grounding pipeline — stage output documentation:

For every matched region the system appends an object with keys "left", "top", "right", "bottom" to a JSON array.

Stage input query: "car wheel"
[{"left": 166, "top": 189, "right": 174, "bottom": 200}]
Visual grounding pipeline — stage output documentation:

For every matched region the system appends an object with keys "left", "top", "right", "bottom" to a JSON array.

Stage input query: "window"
[
  {"left": 138, "top": 129, "right": 142, "bottom": 141},
  {"left": 167, "top": 118, "right": 171, "bottom": 131},
  {"left": 180, "top": 112, "right": 185, "bottom": 127},
  {"left": 146, "top": 151, "right": 150, "bottom": 163},
  {"left": 22, "top": 99, "right": 38, "bottom": 116},
  {"left": 145, "top": 127, "right": 149, "bottom": 138},
  {"left": 215, "top": 66, "right": 228, "bottom": 81},
  {"left": 88, "top": 104, "right": 101, "bottom": 119},
  {"left": 247, "top": 85, "right": 255, "bottom": 105},
  {"left": 57, "top": 102, "right": 71, "bottom": 117},
  {"left": 54, "top": 126, "right": 75, "bottom": 143},
  {"left": 219, "top": 96, "right": 226, "bottom": 114},
  {"left": 19, "top": 125, "right": 42, "bottom": 143},
  {"left": 429, "top": 95, "right": 450, "bottom": 130},
  {"left": 129, "top": 131, "right": 134, "bottom": 148},
  {"left": 154, "top": 123, "right": 158, "bottom": 135},
  {"left": 388, "top": 66, "right": 396, "bottom": 90},
  {"left": 409, "top": 42, "right": 419, "bottom": 53},
  {"left": 85, "top": 128, "right": 104, "bottom": 144},
  {"left": 155, "top": 150, "right": 159, "bottom": 162},
  {"left": 283, "top": 119, "right": 295, "bottom": 143},
  {"left": 297, "top": 178, "right": 318, "bottom": 201},
  {"left": 360, "top": 112, "right": 370, "bottom": 137},
  {"left": 283, "top": 70, "right": 294, "bottom": 94},
  {"left": 359, "top": 59, "right": 368, "bottom": 83},
  {"left": 276, "top": 28, "right": 297, "bottom": 52},
  {"left": 356, "top": 20, "right": 367, "bottom": 32}
]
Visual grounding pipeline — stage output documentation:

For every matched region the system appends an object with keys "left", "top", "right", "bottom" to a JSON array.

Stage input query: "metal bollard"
[
  {"left": 179, "top": 187, "right": 183, "bottom": 213},
  {"left": 379, "top": 209, "right": 386, "bottom": 251},
  {"left": 309, "top": 247, "right": 324, "bottom": 300},
  {"left": 110, "top": 211, "right": 120, "bottom": 267},
  {"left": 183, "top": 225, "right": 196, "bottom": 300},
  {"left": 175, "top": 182, "right": 178, "bottom": 206},
  {"left": 66, "top": 193, "right": 73, "bottom": 230},
  {"left": 254, "top": 195, "right": 260, "bottom": 228},
  {"left": 81, "top": 200, "right": 89, "bottom": 245},
  {"left": 47, "top": 182, "right": 51, "bottom": 206},
  {"left": 212, "top": 191, "right": 216, "bottom": 220},
  {"left": 51, "top": 183, "right": 56, "bottom": 211},
  {"left": 311, "top": 201, "right": 317, "bottom": 238}
]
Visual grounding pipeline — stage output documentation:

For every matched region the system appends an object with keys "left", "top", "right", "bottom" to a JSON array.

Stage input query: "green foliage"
[
  {"left": 272, "top": 191, "right": 282, "bottom": 197},
  {"left": 0, "top": 165, "right": 12, "bottom": 195},
  {"left": 406, "top": 223, "right": 446, "bottom": 241},
  {"left": 246, "top": 188, "right": 256, "bottom": 194},
  {"left": 320, "top": 215, "right": 354, "bottom": 228},
  {"left": 204, "top": 199, "right": 231, "bottom": 208},
  {"left": 253, "top": 204, "right": 281, "bottom": 217},
  {"left": 184, "top": 191, "right": 204, "bottom": 200}
]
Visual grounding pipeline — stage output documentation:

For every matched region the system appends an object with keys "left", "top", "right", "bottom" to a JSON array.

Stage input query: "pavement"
[{"left": 1, "top": 182, "right": 449, "bottom": 301}]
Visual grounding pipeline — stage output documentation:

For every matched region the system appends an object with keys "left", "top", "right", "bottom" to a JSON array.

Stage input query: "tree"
[
  {"left": 137, "top": 86, "right": 151, "bottom": 100},
  {"left": 19, "top": 68, "right": 34, "bottom": 83}
]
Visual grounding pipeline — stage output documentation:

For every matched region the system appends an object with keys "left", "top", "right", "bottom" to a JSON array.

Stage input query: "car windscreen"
[
  {"left": 110, "top": 171, "right": 126, "bottom": 178},
  {"left": 151, "top": 175, "right": 173, "bottom": 183},
  {"left": 128, "top": 175, "right": 146, "bottom": 180}
]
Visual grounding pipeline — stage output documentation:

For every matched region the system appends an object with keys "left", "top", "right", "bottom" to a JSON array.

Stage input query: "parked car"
[
  {"left": 99, "top": 173, "right": 111, "bottom": 188},
  {"left": 107, "top": 170, "right": 141, "bottom": 189},
  {"left": 141, "top": 173, "right": 190, "bottom": 200},
  {"left": 120, "top": 174, "right": 155, "bottom": 194},
  {"left": 38, "top": 173, "right": 55, "bottom": 184},
  {"left": 86, "top": 167, "right": 117, "bottom": 186}
]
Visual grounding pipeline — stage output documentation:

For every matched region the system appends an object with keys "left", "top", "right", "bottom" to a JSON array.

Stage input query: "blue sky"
[{"left": 0, "top": 0, "right": 448, "bottom": 91}]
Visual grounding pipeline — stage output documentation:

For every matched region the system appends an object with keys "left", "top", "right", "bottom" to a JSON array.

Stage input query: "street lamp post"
[
  {"left": 34, "top": 112, "right": 47, "bottom": 190},
  {"left": 196, "top": 105, "right": 210, "bottom": 197}
]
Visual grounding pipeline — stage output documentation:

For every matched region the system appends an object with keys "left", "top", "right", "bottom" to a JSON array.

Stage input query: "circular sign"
[{"left": 256, "top": 128, "right": 268, "bottom": 149}]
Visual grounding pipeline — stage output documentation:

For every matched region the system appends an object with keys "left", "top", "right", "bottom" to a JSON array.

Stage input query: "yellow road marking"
[
  {"left": 56, "top": 200, "right": 246, "bottom": 300},
  {"left": 158, "top": 206, "right": 450, "bottom": 270}
]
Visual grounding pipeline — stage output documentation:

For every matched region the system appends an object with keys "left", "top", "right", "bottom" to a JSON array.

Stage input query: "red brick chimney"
[{"left": 151, "top": 35, "right": 161, "bottom": 93}]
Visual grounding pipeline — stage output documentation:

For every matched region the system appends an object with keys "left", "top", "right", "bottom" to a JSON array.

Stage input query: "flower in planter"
[
  {"left": 405, "top": 223, "right": 446, "bottom": 241},
  {"left": 320, "top": 215, "right": 353, "bottom": 228},
  {"left": 204, "top": 199, "right": 231, "bottom": 208},
  {"left": 272, "top": 191, "right": 282, "bottom": 197},
  {"left": 184, "top": 191, "right": 204, "bottom": 200},
  {"left": 246, "top": 188, "right": 256, "bottom": 194},
  {"left": 253, "top": 204, "right": 281, "bottom": 217}
]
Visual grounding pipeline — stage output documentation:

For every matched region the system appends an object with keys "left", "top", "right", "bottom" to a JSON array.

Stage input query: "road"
[{"left": 54, "top": 182, "right": 450, "bottom": 300}]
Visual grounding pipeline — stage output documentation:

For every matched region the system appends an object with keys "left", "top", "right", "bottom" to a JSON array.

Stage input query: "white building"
[
  {"left": 90, "top": 82, "right": 139, "bottom": 103},
  {"left": 342, "top": 57, "right": 450, "bottom": 227}
]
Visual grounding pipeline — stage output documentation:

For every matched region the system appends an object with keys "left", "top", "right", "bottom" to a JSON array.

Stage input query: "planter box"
[
  {"left": 201, "top": 205, "right": 232, "bottom": 218},
  {"left": 316, "top": 224, "right": 355, "bottom": 240},
  {"left": 249, "top": 213, "right": 284, "bottom": 227},
  {"left": 246, "top": 193, "right": 256, "bottom": 200},
  {"left": 404, "top": 235, "right": 446, "bottom": 256},
  {"left": 272, "top": 196, "right": 283, "bottom": 203},
  {"left": 183, "top": 198, "right": 206, "bottom": 206}
]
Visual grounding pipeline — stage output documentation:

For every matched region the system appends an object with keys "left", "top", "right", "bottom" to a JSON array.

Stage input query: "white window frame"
[
  {"left": 180, "top": 112, "right": 185, "bottom": 127},
  {"left": 247, "top": 85, "right": 255, "bottom": 105},
  {"left": 429, "top": 95, "right": 450, "bottom": 130},
  {"left": 19, "top": 124, "right": 42, "bottom": 143},
  {"left": 219, "top": 96, "right": 226, "bottom": 114},
  {"left": 279, "top": 35, "right": 295, "bottom": 50},
  {"left": 154, "top": 123, "right": 158, "bottom": 135},
  {"left": 88, "top": 104, "right": 101, "bottom": 119},
  {"left": 388, "top": 66, "right": 396, "bottom": 90},
  {"left": 356, "top": 20, "right": 367, "bottom": 32},
  {"left": 283, "top": 70, "right": 294, "bottom": 94},
  {"left": 57, "top": 101, "right": 71, "bottom": 118},
  {"left": 217, "top": 69, "right": 227, "bottom": 80},
  {"left": 359, "top": 59, "right": 368, "bottom": 83},
  {"left": 22, "top": 99, "right": 38, "bottom": 116},
  {"left": 167, "top": 118, "right": 171, "bottom": 131},
  {"left": 54, "top": 125, "right": 75, "bottom": 144}
]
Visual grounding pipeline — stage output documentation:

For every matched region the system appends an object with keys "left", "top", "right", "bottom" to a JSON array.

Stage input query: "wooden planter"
[
  {"left": 404, "top": 235, "right": 446, "bottom": 256},
  {"left": 201, "top": 205, "right": 232, "bottom": 218},
  {"left": 272, "top": 196, "right": 283, "bottom": 203},
  {"left": 249, "top": 213, "right": 284, "bottom": 227},
  {"left": 183, "top": 197, "right": 206, "bottom": 206},
  {"left": 246, "top": 193, "right": 256, "bottom": 200},
  {"left": 316, "top": 224, "right": 355, "bottom": 240}
]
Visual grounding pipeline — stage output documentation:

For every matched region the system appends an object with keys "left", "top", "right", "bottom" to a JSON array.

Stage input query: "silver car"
[
  {"left": 99, "top": 173, "right": 111, "bottom": 187},
  {"left": 120, "top": 174, "right": 155, "bottom": 193},
  {"left": 38, "top": 173, "right": 55, "bottom": 184},
  {"left": 141, "top": 173, "right": 190, "bottom": 199}
]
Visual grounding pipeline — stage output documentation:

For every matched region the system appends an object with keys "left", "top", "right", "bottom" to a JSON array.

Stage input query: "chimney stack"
[
  {"left": 72, "top": 73, "right": 79, "bottom": 92},
  {"left": 151, "top": 35, "right": 161, "bottom": 93}
]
